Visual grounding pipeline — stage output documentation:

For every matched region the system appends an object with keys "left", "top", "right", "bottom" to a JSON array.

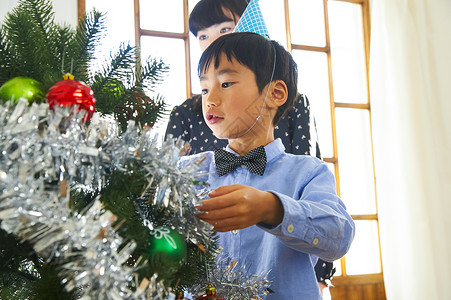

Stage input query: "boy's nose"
[
  {"left": 206, "top": 87, "right": 221, "bottom": 107},
  {"left": 206, "top": 97, "right": 217, "bottom": 108}
]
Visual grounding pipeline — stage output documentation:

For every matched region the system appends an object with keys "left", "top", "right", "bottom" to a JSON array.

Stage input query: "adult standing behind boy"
[
  {"left": 165, "top": 0, "right": 335, "bottom": 293},
  {"left": 185, "top": 31, "right": 354, "bottom": 299}
]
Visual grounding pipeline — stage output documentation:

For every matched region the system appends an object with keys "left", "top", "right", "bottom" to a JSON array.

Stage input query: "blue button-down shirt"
[{"left": 186, "top": 139, "right": 355, "bottom": 299}]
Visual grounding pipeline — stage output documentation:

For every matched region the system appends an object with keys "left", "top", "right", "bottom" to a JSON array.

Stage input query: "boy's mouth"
[{"left": 205, "top": 112, "right": 223, "bottom": 124}]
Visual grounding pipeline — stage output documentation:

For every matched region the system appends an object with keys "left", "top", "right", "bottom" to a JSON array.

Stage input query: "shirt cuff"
[{"left": 257, "top": 191, "right": 330, "bottom": 251}]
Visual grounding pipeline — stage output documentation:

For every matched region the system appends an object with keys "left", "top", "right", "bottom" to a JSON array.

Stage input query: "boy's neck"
[{"left": 228, "top": 130, "right": 275, "bottom": 156}]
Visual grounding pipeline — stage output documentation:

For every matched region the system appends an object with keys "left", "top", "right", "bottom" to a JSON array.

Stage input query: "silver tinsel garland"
[
  {"left": 191, "top": 255, "right": 272, "bottom": 300},
  {"left": 0, "top": 99, "right": 270, "bottom": 299}
]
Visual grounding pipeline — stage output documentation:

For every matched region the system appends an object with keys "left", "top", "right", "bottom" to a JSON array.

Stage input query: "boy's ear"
[{"left": 267, "top": 80, "right": 288, "bottom": 108}]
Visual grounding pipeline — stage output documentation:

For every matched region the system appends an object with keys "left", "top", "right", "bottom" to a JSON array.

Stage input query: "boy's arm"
[
  {"left": 262, "top": 163, "right": 355, "bottom": 261},
  {"left": 196, "top": 162, "right": 355, "bottom": 262}
]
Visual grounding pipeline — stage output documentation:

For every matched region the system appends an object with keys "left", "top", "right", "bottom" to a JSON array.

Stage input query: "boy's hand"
[{"left": 195, "top": 184, "right": 284, "bottom": 232}]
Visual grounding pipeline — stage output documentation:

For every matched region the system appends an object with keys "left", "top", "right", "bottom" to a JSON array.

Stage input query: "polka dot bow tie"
[{"left": 214, "top": 146, "right": 267, "bottom": 177}]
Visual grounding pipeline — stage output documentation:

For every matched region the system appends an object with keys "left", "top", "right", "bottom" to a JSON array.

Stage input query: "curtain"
[{"left": 369, "top": 0, "right": 451, "bottom": 299}]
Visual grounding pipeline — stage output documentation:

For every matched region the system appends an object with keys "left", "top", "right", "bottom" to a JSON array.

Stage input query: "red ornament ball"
[{"left": 46, "top": 79, "right": 96, "bottom": 121}]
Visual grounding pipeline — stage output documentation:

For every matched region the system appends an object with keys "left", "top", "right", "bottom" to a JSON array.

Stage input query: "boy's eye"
[
  {"left": 221, "top": 82, "right": 233, "bottom": 88},
  {"left": 198, "top": 34, "right": 207, "bottom": 41},
  {"left": 201, "top": 89, "right": 209, "bottom": 95}
]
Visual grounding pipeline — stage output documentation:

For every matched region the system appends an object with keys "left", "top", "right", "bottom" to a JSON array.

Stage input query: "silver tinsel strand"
[
  {"left": 0, "top": 99, "right": 270, "bottom": 299},
  {"left": 192, "top": 256, "right": 272, "bottom": 300}
]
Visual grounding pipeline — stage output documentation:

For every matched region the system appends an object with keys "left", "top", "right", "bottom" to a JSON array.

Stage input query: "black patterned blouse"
[{"left": 164, "top": 93, "right": 335, "bottom": 285}]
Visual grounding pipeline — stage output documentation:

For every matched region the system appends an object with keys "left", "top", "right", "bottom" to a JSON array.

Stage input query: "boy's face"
[
  {"left": 200, "top": 54, "right": 269, "bottom": 140},
  {"left": 197, "top": 9, "right": 238, "bottom": 52}
]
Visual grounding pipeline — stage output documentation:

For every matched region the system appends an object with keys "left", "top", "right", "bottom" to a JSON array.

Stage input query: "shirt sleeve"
[{"left": 259, "top": 162, "right": 355, "bottom": 262}]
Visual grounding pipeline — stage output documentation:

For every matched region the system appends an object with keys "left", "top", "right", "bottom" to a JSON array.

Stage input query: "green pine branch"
[
  {"left": 21, "top": 0, "right": 59, "bottom": 77},
  {"left": 1, "top": 9, "right": 43, "bottom": 83},
  {"left": 91, "top": 43, "right": 169, "bottom": 131},
  {"left": 0, "top": 0, "right": 64, "bottom": 91},
  {"left": 0, "top": 229, "right": 41, "bottom": 276},
  {"left": 0, "top": 228, "right": 73, "bottom": 299},
  {"left": 114, "top": 89, "right": 167, "bottom": 132},
  {"left": 69, "top": 9, "right": 106, "bottom": 83},
  {"left": 139, "top": 55, "right": 169, "bottom": 93},
  {"left": 0, "top": 270, "right": 37, "bottom": 299},
  {"left": 0, "top": 28, "right": 16, "bottom": 84},
  {"left": 93, "top": 42, "right": 135, "bottom": 83}
]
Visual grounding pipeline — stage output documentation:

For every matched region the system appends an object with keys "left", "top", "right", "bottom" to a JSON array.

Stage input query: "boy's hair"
[
  {"left": 189, "top": 0, "right": 249, "bottom": 37},
  {"left": 198, "top": 32, "right": 298, "bottom": 126}
]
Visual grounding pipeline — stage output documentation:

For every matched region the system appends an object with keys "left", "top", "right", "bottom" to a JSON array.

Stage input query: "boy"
[{"left": 192, "top": 32, "right": 355, "bottom": 299}]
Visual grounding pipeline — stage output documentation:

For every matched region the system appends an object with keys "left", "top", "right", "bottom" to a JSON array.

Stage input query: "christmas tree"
[
  {"left": 0, "top": 0, "right": 167, "bottom": 132},
  {"left": 0, "top": 1, "right": 270, "bottom": 299}
]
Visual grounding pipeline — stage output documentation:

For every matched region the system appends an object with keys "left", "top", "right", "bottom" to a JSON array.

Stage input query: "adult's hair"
[
  {"left": 189, "top": 0, "right": 249, "bottom": 37},
  {"left": 198, "top": 32, "right": 298, "bottom": 126}
]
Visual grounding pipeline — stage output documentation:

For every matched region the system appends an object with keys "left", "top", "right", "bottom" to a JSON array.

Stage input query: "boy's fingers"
[
  {"left": 197, "top": 215, "right": 242, "bottom": 232},
  {"left": 196, "top": 193, "right": 236, "bottom": 211},
  {"left": 209, "top": 184, "right": 244, "bottom": 197},
  {"left": 196, "top": 205, "right": 237, "bottom": 221}
]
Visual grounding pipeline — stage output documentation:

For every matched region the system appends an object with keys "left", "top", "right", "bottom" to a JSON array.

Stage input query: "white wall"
[
  {"left": 0, "top": 0, "right": 17, "bottom": 23},
  {"left": 1, "top": 0, "right": 77, "bottom": 27}
]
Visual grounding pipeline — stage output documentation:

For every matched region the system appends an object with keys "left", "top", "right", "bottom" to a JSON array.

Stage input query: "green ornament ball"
[
  {"left": 0, "top": 76, "right": 43, "bottom": 104},
  {"left": 149, "top": 227, "right": 187, "bottom": 273}
]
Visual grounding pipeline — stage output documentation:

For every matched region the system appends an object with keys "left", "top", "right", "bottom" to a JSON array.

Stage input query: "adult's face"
[{"left": 196, "top": 10, "right": 240, "bottom": 52}]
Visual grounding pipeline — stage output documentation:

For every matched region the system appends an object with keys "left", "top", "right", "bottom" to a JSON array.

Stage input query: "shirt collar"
[{"left": 225, "top": 138, "right": 285, "bottom": 163}]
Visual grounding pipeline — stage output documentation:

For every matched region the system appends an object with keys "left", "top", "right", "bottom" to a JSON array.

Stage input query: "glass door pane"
[
  {"left": 292, "top": 50, "right": 333, "bottom": 158},
  {"left": 335, "top": 108, "right": 376, "bottom": 214},
  {"left": 140, "top": 0, "right": 184, "bottom": 32},
  {"left": 328, "top": 1, "right": 367, "bottom": 104},
  {"left": 140, "top": 36, "right": 186, "bottom": 137},
  {"left": 289, "top": 0, "right": 326, "bottom": 47},
  {"left": 346, "top": 220, "right": 381, "bottom": 275},
  {"left": 86, "top": 0, "right": 135, "bottom": 65},
  {"left": 260, "top": 0, "right": 287, "bottom": 47}
]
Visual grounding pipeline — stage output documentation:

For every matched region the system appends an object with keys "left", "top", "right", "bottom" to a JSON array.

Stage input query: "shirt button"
[
  {"left": 232, "top": 230, "right": 239, "bottom": 235},
  {"left": 313, "top": 238, "right": 319, "bottom": 245},
  {"left": 287, "top": 224, "right": 294, "bottom": 233}
]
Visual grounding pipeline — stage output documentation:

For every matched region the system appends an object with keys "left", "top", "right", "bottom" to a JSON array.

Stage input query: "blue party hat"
[{"left": 233, "top": 0, "right": 270, "bottom": 39}]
